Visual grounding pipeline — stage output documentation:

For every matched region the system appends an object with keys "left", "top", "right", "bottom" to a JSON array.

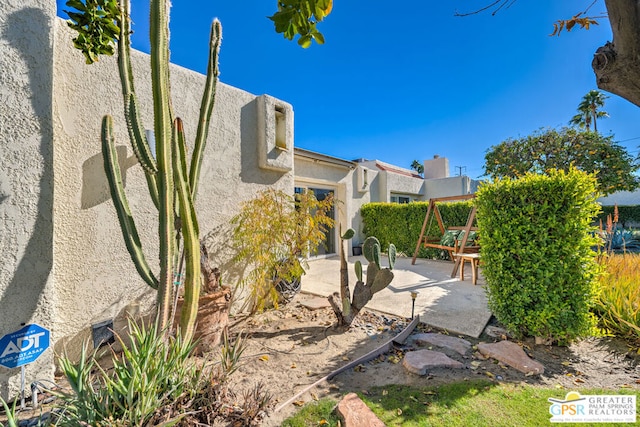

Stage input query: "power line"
[{"left": 616, "top": 136, "right": 640, "bottom": 144}]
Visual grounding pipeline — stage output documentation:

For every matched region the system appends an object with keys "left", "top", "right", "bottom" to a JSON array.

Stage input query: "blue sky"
[{"left": 56, "top": 0, "right": 640, "bottom": 179}]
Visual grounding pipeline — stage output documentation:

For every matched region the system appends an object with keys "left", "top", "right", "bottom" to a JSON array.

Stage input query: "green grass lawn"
[{"left": 282, "top": 381, "right": 638, "bottom": 427}]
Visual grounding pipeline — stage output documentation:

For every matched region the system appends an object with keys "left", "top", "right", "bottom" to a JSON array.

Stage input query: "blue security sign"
[{"left": 0, "top": 324, "right": 50, "bottom": 369}]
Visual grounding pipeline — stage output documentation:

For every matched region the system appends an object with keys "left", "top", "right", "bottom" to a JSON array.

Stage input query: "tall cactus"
[
  {"left": 328, "top": 229, "right": 396, "bottom": 326},
  {"left": 66, "top": 0, "right": 222, "bottom": 340}
]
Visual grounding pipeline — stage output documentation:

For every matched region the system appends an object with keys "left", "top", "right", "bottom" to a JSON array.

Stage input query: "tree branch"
[{"left": 593, "top": 0, "right": 640, "bottom": 107}]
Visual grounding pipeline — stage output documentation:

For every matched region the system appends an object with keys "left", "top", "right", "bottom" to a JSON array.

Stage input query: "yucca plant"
[
  {"left": 595, "top": 253, "right": 640, "bottom": 344},
  {"left": 53, "top": 320, "right": 198, "bottom": 426},
  {"left": 54, "top": 319, "right": 269, "bottom": 426},
  {"left": 0, "top": 398, "right": 18, "bottom": 427}
]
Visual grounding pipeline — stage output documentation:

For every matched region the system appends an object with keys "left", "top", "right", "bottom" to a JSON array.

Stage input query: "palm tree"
[
  {"left": 410, "top": 160, "right": 424, "bottom": 175},
  {"left": 569, "top": 90, "right": 609, "bottom": 132}
]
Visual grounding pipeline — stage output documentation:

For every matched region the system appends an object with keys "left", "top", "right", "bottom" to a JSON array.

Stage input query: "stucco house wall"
[
  {"left": 424, "top": 175, "right": 476, "bottom": 199},
  {"left": 294, "top": 154, "right": 481, "bottom": 246},
  {"left": 357, "top": 160, "right": 425, "bottom": 202},
  {"left": 1, "top": 1, "right": 292, "bottom": 399},
  {"left": 0, "top": 0, "right": 57, "bottom": 400}
]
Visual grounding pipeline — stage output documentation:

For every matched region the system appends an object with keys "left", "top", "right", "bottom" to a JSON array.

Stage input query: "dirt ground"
[
  {"left": 5, "top": 292, "right": 639, "bottom": 426},
  {"left": 228, "top": 293, "right": 640, "bottom": 426}
]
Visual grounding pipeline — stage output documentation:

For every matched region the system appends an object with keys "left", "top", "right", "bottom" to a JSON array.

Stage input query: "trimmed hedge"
[
  {"left": 475, "top": 169, "right": 601, "bottom": 343},
  {"left": 360, "top": 200, "right": 474, "bottom": 258},
  {"left": 597, "top": 205, "right": 640, "bottom": 227}
]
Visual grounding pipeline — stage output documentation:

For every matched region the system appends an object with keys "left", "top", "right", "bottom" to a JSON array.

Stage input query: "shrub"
[
  {"left": 53, "top": 320, "right": 200, "bottom": 426},
  {"left": 594, "top": 253, "right": 640, "bottom": 344},
  {"left": 231, "top": 189, "right": 334, "bottom": 312},
  {"left": 52, "top": 320, "right": 270, "bottom": 426},
  {"left": 360, "top": 200, "right": 474, "bottom": 258},
  {"left": 475, "top": 169, "right": 601, "bottom": 343}
]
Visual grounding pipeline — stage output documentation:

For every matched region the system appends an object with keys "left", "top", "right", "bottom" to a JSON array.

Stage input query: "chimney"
[{"left": 423, "top": 155, "right": 449, "bottom": 179}]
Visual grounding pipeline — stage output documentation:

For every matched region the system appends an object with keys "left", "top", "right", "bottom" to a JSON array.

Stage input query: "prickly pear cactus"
[{"left": 328, "top": 228, "right": 395, "bottom": 326}]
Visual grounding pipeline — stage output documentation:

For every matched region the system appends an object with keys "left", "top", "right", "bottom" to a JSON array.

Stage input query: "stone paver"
[
  {"left": 477, "top": 340, "right": 544, "bottom": 375},
  {"left": 413, "top": 333, "right": 471, "bottom": 355},
  {"left": 403, "top": 349, "right": 464, "bottom": 376},
  {"left": 336, "top": 392, "right": 385, "bottom": 427},
  {"left": 298, "top": 296, "right": 330, "bottom": 310}
]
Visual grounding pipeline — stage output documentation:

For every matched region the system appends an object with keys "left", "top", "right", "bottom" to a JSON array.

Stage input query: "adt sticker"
[{"left": 0, "top": 324, "right": 50, "bottom": 369}]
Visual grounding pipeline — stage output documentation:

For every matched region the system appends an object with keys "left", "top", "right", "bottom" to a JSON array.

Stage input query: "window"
[{"left": 390, "top": 195, "right": 412, "bottom": 204}]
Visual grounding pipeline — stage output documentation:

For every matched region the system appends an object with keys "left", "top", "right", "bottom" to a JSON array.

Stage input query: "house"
[
  {"left": 0, "top": 0, "right": 480, "bottom": 399},
  {"left": 0, "top": 2, "right": 294, "bottom": 399},
  {"left": 294, "top": 150, "right": 481, "bottom": 248}
]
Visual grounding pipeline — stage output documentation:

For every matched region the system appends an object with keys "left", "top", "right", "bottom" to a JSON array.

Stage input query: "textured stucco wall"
[
  {"left": 356, "top": 161, "right": 425, "bottom": 203},
  {"left": 424, "top": 176, "right": 474, "bottom": 199},
  {"left": 52, "top": 17, "right": 293, "bottom": 356},
  {"left": 349, "top": 167, "right": 378, "bottom": 243},
  {"left": 385, "top": 172, "right": 425, "bottom": 200},
  {"left": 423, "top": 156, "right": 449, "bottom": 179},
  {"left": 0, "top": 0, "right": 56, "bottom": 400},
  {"left": 1, "top": 5, "right": 292, "bottom": 397}
]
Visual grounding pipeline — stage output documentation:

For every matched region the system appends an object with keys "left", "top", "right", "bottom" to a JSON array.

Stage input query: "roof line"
[{"left": 294, "top": 147, "right": 356, "bottom": 169}]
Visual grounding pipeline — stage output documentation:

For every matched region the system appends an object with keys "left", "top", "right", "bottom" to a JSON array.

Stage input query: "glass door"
[{"left": 295, "top": 186, "right": 336, "bottom": 255}]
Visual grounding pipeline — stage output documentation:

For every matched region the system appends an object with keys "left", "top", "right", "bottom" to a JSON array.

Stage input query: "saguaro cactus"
[
  {"left": 328, "top": 229, "right": 396, "bottom": 326},
  {"left": 67, "top": 0, "right": 222, "bottom": 340}
]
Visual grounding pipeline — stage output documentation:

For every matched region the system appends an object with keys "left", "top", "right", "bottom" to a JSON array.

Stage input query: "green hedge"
[
  {"left": 475, "top": 169, "right": 601, "bottom": 343},
  {"left": 360, "top": 200, "right": 474, "bottom": 259},
  {"left": 597, "top": 205, "right": 640, "bottom": 227}
]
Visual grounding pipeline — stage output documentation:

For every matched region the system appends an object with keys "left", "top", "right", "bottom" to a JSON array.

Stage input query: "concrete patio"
[{"left": 301, "top": 255, "right": 493, "bottom": 338}]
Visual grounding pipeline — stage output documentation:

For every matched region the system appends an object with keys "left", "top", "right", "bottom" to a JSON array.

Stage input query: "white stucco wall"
[
  {"left": 424, "top": 176, "right": 475, "bottom": 199},
  {"left": 52, "top": 17, "right": 293, "bottom": 358},
  {"left": 1, "top": 2, "right": 292, "bottom": 398},
  {"left": 356, "top": 160, "right": 424, "bottom": 203},
  {"left": 0, "top": 0, "right": 57, "bottom": 400},
  {"left": 423, "top": 156, "right": 449, "bottom": 179},
  {"left": 385, "top": 172, "right": 425, "bottom": 201}
]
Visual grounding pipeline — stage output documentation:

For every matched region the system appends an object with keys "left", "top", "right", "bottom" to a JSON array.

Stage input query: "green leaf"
[
  {"left": 312, "top": 31, "right": 325, "bottom": 44},
  {"left": 298, "top": 34, "right": 312, "bottom": 48}
]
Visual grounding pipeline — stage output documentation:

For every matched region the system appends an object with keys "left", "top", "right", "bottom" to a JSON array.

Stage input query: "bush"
[
  {"left": 231, "top": 189, "right": 334, "bottom": 312},
  {"left": 475, "top": 169, "right": 601, "bottom": 343},
  {"left": 594, "top": 253, "right": 640, "bottom": 344},
  {"left": 360, "top": 200, "right": 474, "bottom": 258},
  {"left": 53, "top": 320, "right": 270, "bottom": 426},
  {"left": 598, "top": 205, "right": 640, "bottom": 228}
]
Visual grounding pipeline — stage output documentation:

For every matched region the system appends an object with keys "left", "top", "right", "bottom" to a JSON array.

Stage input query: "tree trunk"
[
  {"left": 173, "top": 244, "right": 230, "bottom": 355},
  {"left": 593, "top": 0, "right": 640, "bottom": 107}
]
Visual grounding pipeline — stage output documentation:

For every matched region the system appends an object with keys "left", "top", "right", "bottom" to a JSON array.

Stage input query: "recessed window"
[{"left": 275, "top": 105, "right": 287, "bottom": 150}]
